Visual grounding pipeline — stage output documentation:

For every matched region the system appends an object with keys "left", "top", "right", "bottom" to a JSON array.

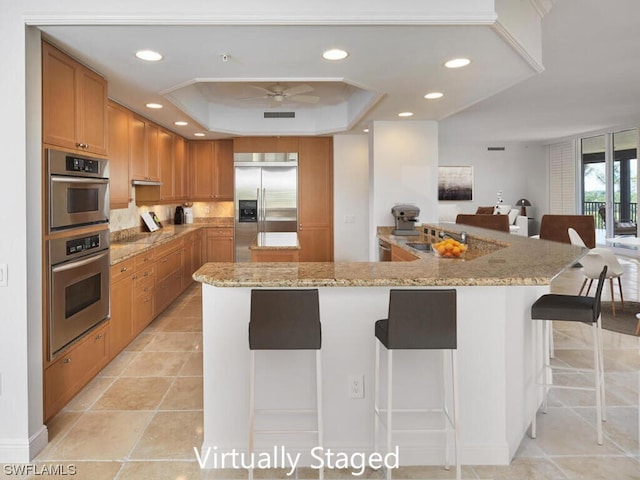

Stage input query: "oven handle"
[
  {"left": 51, "top": 250, "right": 109, "bottom": 273},
  {"left": 50, "top": 176, "right": 109, "bottom": 185}
]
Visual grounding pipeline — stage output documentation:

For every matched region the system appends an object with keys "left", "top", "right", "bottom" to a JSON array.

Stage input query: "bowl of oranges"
[{"left": 432, "top": 238, "right": 467, "bottom": 259}]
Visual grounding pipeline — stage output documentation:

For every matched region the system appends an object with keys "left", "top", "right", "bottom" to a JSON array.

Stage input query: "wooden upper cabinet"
[
  {"left": 158, "top": 129, "right": 174, "bottom": 201},
  {"left": 188, "top": 140, "right": 233, "bottom": 201},
  {"left": 298, "top": 137, "right": 334, "bottom": 261},
  {"left": 214, "top": 140, "right": 234, "bottom": 200},
  {"left": 188, "top": 141, "right": 214, "bottom": 199},
  {"left": 146, "top": 123, "right": 160, "bottom": 182},
  {"left": 42, "top": 41, "right": 107, "bottom": 156},
  {"left": 173, "top": 136, "right": 187, "bottom": 200},
  {"left": 129, "top": 114, "right": 146, "bottom": 179},
  {"left": 233, "top": 136, "right": 299, "bottom": 153},
  {"left": 107, "top": 101, "right": 131, "bottom": 209}
]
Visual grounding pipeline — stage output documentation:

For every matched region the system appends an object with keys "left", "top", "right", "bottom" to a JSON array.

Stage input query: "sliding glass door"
[{"left": 581, "top": 129, "right": 638, "bottom": 241}]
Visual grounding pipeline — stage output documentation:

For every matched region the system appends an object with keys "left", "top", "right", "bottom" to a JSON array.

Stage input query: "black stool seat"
[
  {"left": 249, "top": 289, "right": 321, "bottom": 350},
  {"left": 531, "top": 294, "right": 600, "bottom": 324},
  {"left": 375, "top": 289, "right": 456, "bottom": 350}
]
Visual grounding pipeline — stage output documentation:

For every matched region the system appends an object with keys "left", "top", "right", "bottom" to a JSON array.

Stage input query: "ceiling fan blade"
[
  {"left": 283, "top": 84, "right": 314, "bottom": 96},
  {"left": 247, "top": 85, "right": 276, "bottom": 95},
  {"left": 289, "top": 94, "right": 320, "bottom": 104}
]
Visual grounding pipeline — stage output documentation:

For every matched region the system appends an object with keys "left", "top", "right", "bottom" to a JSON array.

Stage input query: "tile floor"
[{"left": 3, "top": 263, "right": 640, "bottom": 480}]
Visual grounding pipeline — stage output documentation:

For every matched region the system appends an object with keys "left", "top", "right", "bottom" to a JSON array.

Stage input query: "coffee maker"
[{"left": 391, "top": 204, "right": 420, "bottom": 236}]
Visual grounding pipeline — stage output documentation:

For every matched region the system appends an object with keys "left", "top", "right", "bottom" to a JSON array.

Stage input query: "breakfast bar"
[{"left": 193, "top": 224, "right": 586, "bottom": 469}]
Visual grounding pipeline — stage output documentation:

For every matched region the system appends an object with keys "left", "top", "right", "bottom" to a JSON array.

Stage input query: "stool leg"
[
  {"left": 248, "top": 350, "right": 255, "bottom": 480},
  {"left": 610, "top": 278, "right": 616, "bottom": 317},
  {"left": 592, "top": 322, "right": 603, "bottom": 445},
  {"left": 542, "top": 320, "right": 551, "bottom": 414},
  {"left": 617, "top": 277, "right": 624, "bottom": 312},
  {"left": 451, "top": 349, "right": 461, "bottom": 480},
  {"left": 597, "top": 316, "right": 606, "bottom": 423},
  {"left": 387, "top": 349, "right": 393, "bottom": 480},
  {"left": 315, "top": 350, "right": 324, "bottom": 480},
  {"left": 374, "top": 340, "right": 380, "bottom": 459},
  {"left": 442, "top": 350, "right": 451, "bottom": 472},
  {"left": 578, "top": 278, "right": 588, "bottom": 296},
  {"left": 549, "top": 320, "right": 555, "bottom": 359},
  {"left": 531, "top": 319, "right": 538, "bottom": 439}
]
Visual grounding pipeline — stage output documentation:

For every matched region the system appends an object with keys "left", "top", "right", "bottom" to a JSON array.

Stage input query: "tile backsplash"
[{"left": 109, "top": 187, "right": 234, "bottom": 232}]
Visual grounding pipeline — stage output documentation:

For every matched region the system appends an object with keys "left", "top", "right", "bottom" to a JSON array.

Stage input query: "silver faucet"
[{"left": 439, "top": 231, "right": 467, "bottom": 244}]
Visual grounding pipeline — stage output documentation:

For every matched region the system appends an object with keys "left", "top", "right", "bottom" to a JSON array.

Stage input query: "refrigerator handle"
[
  {"left": 256, "top": 187, "right": 261, "bottom": 233},
  {"left": 262, "top": 188, "right": 266, "bottom": 233}
]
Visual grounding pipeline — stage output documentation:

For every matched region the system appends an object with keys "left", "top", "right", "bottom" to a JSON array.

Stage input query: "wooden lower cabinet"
[
  {"left": 391, "top": 245, "right": 419, "bottom": 262},
  {"left": 109, "top": 259, "right": 135, "bottom": 356},
  {"left": 206, "top": 227, "right": 234, "bottom": 262},
  {"left": 44, "top": 322, "right": 109, "bottom": 421},
  {"left": 251, "top": 249, "right": 300, "bottom": 262}
]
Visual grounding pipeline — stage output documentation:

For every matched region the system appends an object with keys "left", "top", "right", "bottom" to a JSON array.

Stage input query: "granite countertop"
[
  {"left": 194, "top": 223, "right": 588, "bottom": 288},
  {"left": 250, "top": 232, "right": 300, "bottom": 250},
  {"left": 110, "top": 225, "right": 203, "bottom": 265}
]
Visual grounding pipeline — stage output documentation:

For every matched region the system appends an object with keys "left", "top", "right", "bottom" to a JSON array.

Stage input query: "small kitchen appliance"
[
  {"left": 174, "top": 206, "right": 184, "bottom": 225},
  {"left": 183, "top": 206, "right": 194, "bottom": 224},
  {"left": 391, "top": 204, "right": 420, "bottom": 236}
]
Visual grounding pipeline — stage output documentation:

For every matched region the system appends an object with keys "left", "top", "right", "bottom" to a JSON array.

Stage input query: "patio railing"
[{"left": 583, "top": 201, "right": 637, "bottom": 229}]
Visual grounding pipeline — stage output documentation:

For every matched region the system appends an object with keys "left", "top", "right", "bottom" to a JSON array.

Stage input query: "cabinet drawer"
[
  {"left": 44, "top": 323, "right": 109, "bottom": 420},
  {"left": 156, "top": 249, "right": 182, "bottom": 279},
  {"left": 155, "top": 238, "right": 183, "bottom": 258},
  {"left": 134, "top": 274, "right": 154, "bottom": 294},
  {"left": 111, "top": 258, "right": 135, "bottom": 283},
  {"left": 134, "top": 263, "right": 155, "bottom": 283},
  {"left": 207, "top": 227, "right": 233, "bottom": 238},
  {"left": 134, "top": 250, "right": 156, "bottom": 267}
]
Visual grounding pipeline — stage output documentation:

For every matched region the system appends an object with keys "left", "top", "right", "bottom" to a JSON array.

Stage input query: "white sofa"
[{"left": 496, "top": 205, "right": 529, "bottom": 236}]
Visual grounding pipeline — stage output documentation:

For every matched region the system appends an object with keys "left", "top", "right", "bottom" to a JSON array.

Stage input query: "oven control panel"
[
  {"left": 66, "top": 156, "right": 100, "bottom": 174},
  {"left": 66, "top": 234, "right": 101, "bottom": 255}
]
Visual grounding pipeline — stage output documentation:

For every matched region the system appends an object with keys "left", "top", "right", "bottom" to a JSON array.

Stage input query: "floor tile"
[
  {"left": 120, "top": 351, "right": 191, "bottom": 377},
  {"left": 157, "top": 315, "right": 202, "bottom": 333},
  {"left": 159, "top": 377, "right": 203, "bottom": 410},
  {"left": 117, "top": 461, "right": 207, "bottom": 479},
  {"left": 143, "top": 332, "right": 202, "bottom": 352},
  {"left": 124, "top": 332, "right": 156, "bottom": 352},
  {"left": 129, "top": 411, "right": 204, "bottom": 460},
  {"left": 42, "top": 411, "right": 153, "bottom": 461},
  {"left": 98, "top": 351, "right": 138, "bottom": 377},
  {"left": 63, "top": 376, "right": 115, "bottom": 411},
  {"left": 552, "top": 455, "right": 640, "bottom": 480},
  {"left": 573, "top": 406, "right": 639, "bottom": 455},
  {"left": 92, "top": 377, "right": 173, "bottom": 410},
  {"left": 179, "top": 352, "right": 203, "bottom": 377},
  {"left": 472, "top": 457, "right": 568, "bottom": 480}
]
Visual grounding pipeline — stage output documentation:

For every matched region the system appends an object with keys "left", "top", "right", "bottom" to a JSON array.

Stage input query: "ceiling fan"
[{"left": 243, "top": 83, "right": 320, "bottom": 106}]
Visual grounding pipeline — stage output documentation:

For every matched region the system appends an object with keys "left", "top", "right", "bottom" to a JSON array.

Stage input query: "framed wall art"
[{"left": 438, "top": 166, "right": 473, "bottom": 201}]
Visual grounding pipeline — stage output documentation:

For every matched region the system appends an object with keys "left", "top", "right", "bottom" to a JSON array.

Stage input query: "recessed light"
[
  {"left": 145, "top": 103, "right": 163, "bottom": 109},
  {"left": 174, "top": 121, "right": 188, "bottom": 126},
  {"left": 363, "top": 128, "right": 369, "bottom": 133},
  {"left": 322, "top": 49, "right": 349, "bottom": 61},
  {"left": 444, "top": 58, "right": 471, "bottom": 68},
  {"left": 398, "top": 112, "right": 414, "bottom": 117},
  {"left": 424, "top": 92, "right": 444, "bottom": 100},
  {"left": 194, "top": 132, "right": 206, "bottom": 137},
  {"left": 135, "top": 50, "right": 163, "bottom": 62}
]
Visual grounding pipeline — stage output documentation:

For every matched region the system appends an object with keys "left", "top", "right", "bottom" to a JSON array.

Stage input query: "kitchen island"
[
  {"left": 193, "top": 223, "right": 586, "bottom": 469},
  {"left": 249, "top": 231, "right": 300, "bottom": 262}
]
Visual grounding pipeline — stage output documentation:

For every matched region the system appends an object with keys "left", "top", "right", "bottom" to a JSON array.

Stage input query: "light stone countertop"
[
  {"left": 250, "top": 232, "right": 300, "bottom": 250},
  {"left": 193, "top": 223, "right": 588, "bottom": 288}
]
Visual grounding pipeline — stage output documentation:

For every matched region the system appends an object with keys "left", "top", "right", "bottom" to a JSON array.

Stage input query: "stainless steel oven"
[
  {"left": 48, "top": 228, "right": 110, "bottom": 359},
  {"left": 47, "top": 149, "right": 109, "bottom": 232}
]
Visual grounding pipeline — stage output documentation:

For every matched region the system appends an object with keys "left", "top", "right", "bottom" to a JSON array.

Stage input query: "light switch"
[{"left": 0, "top": 264, "right": 7, "bottom": 287}]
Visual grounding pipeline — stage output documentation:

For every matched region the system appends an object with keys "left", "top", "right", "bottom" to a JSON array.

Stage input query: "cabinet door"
[
  {"left": 107, "top": 102, "right": 131, "bottom": 209},
  {"left": 214, "top": 140, "right": 234, "bottom": 200},
  {"left": 159, "top": 129, "right": 174, "bottom": 200},
  {"left": 42, "top": 42, "right": 77, "bottom": 151},
  {"left": 298, "top": 137, "right": 334, "bottom": 261},
  {"left": 233, "top": 136, "right": 278, "bottom": 153},
  {"left": 173, "top": 136, "right": 187, "bottom": 200},
  {"left": 146, "top": 123, "right": 160, "bottom": 181},
  {"left": 276, "top": 136, "right": 299, "bottom": 152},
  {"left": 77, "top": 66, "right": 108, "bottom": 156},
  {"left": 130, "top": 115, "right": 147, "bottom": 180},
  {"left": 189, "top": 141, "right": 215, "bottom": 199},
  {"left": 109, "top": 268, "right": 134, "bottom": 356},
  {"left": 206, "top": 228, "right": 234, "bottom": 262}
]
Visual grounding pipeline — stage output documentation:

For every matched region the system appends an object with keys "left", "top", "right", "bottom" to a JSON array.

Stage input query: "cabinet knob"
[
  {"left": 95, "top": 334, "right": 103, "bottom": 340},
  {"left": 63, "top": 358, "right": 72, "bottom": 364},
  {"left": 120, "top": 266, "right": 128, "bottom": 272},
  {"left": 132, "top": 274, "right": 138, "bottom": 280},
  {"left": 75, "top": 142, "right": 89, "bottom": 149}
]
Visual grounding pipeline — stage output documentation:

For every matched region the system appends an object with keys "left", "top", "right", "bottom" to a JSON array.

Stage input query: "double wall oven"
[{"left": 46, "top": 149, "right": 110, "bottom": 359}]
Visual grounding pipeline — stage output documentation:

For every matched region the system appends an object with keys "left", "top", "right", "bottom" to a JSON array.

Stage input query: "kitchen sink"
[{"left": 406, "top": 242, "right": 433, "bottom": 252}]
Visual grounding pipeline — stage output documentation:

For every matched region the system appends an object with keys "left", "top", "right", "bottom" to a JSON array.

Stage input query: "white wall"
[
  {"left": 438, "top": 143, "right": 548, "bottom": 220},
  {"left": 333, "top": 136, "right": 369, "bottom": 261},
  {"left": 369, "top": 121, "right": 439, "bottom": 260}
]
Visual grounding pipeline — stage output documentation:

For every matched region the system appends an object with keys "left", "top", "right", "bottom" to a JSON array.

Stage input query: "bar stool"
[
  {"left": 374, "top": 289, "right": 460, "bottom": 480},
  {"left": 248, "top": 289, "right": 323, "bottom": 479},
  {"left": 530, "top": 264, "right": 607, "bottom": 445}
]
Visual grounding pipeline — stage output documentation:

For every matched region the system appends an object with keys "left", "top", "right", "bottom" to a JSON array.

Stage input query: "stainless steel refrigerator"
[{"left": 234, "top": 153, "right": 298, "bottom": 262}]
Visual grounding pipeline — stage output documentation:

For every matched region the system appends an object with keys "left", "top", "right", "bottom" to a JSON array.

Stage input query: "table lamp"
[{"left": 516, "top": 198, "right": 531, "bottom": 217}]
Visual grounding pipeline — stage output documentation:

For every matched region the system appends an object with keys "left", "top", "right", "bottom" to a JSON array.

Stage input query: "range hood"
[{"left": 132, "top": 179, "right": 162, "bottom": 186}]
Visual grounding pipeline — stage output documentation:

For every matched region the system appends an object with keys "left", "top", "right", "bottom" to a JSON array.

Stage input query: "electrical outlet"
[
  {"left": 204, "top": 206, "right": 211, "bottom": 214},
  {"left": 0, "top": 264, "right": 7, "bottom": 287},
  {"left": 348, "top": 374, "right": 364, "bottom": 399}
]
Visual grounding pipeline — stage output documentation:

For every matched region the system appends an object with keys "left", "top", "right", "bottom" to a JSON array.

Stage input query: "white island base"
[{"left": 200, "top": 283, "right": 548, "bottom": 470}]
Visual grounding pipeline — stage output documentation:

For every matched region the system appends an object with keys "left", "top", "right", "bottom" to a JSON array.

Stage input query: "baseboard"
[{"left": 0, "top": 425, "right": 48, "bottom": 463}]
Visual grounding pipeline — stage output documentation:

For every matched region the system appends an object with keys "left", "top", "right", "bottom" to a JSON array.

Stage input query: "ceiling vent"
[
  {"left": 264, "top": 112, "right": 295, "bottom": 119},
  {"left": 487, "top": 146, "right": 506, "bottom": 151}
]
